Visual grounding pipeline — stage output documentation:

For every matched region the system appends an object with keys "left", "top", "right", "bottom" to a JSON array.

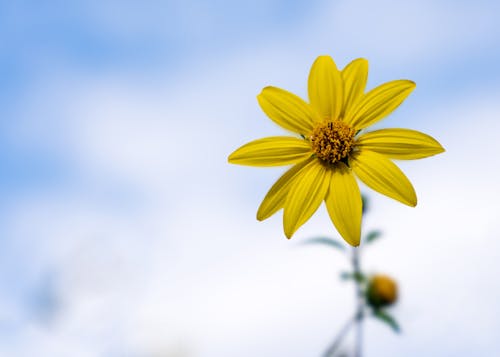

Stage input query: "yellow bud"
[{"left": 367, "top": 274, "right": 398, "bottom": 308}]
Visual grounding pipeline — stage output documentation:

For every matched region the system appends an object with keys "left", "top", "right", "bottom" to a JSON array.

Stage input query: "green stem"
[
  {"left": 322, "top": 313, "right": 357, "bottom": 357},
  {"left": 323, "top": 247, "right": 365, "bottom": 357},
  {"left": 352, "top": 247, "right": 364, "bottom": 357}
]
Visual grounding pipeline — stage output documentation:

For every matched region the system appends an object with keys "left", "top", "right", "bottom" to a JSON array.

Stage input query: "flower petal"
[
  {"left": 228, "top": 136, "right": 312, "bottom": 166},
  {"left": 325, "top": 162, "right": 362, "bottom": 246},
  {"left": 308, "top": 56, "right": 344, "bottom": 121},
  {"left": 257, "top": 86, "right": 319, "bottom": 135},
  {"left": 257, "top": 157, "right": 314, "bottom": 221},
  {"left": 350, "top": 151, "right": 417, "bottom": 206},
  {"left": 346, "top": 80, "right": 416, "bottom": 130},
  {"left": 341, "top": 58, "right": 368, "bottom": 121},
  {"left": 283, "top": 160, "right": 330, "bottom": 238},
  {"left": 356, "top": 129, "right": 445, "bottom": 159}
]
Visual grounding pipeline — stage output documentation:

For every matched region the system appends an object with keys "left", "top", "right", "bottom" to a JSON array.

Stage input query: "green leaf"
[
  {"left": 373, "top": 310, "right": 401, "bottom": 333},
  {"left": 339, "top": 271, "right": 366, "bottom": 283},
  {"left": 303, "top": 237, "right": 345, "bottom": 251},
  {"left": 365, "top": 230, "right": 382, "bottom": 244},
  {"left": 361, "top": 194, "right": 369, "bottom": 214},
  {"left": 340, "top": 271, "right": 352, "bottom": 280}
]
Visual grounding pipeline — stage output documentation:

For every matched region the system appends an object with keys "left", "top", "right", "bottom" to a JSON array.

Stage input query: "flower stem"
[
  {"left": 352, "top": 247, "right": 364, "bottom": 357},
  {"left": 322, "top": 313, "right": 357, "bottom": 357},
  {"left": 323, "top": 247, "right": 365, "bottom": 357}
]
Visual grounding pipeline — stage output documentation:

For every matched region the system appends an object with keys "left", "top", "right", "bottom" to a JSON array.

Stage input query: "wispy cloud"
[{"left": 1, "top": 0, "right": 499, "bottom": 355}]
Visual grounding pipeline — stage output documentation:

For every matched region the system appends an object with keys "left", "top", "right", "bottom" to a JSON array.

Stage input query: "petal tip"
[
  {"left": 283, "top": 218, "right": 297, "bottom": 239},
  {"left": 406, "top": 80, "right": 416, "bottom": 89},
  {"left": 429, "top": 137, "right": 445, "bottom": 156},
  {"left": 398, "top": 79, "right": 416, "bottom": 92},
  {"left": 351, "top": 57, "right": 369, "bottom": 67},
  {"left": 343, "top": 233, "right": 360, "bottom": 247},
  {"left": 257, "top": 86, "right": 273, "bottom": 100},
  {"left": 260, "top": 85, "right": 273, "bottom": 91},
  {"left": 312, "top": 55, "right": 338, "bottom": 69}
]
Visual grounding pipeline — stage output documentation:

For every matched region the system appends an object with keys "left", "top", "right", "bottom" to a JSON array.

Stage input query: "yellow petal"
[
  {"left": 283, "top": 160, "right": 331, "bottom": 238},
  {"left": 228, "top": 136, "right": 312, "bottom": 166},
  {"left": 346, "top": 80, "right": 416, "bottom": 130},
  {"left": 356, "top": 129, "right": 445, "bottom": 159},
  {"left": 341, "top": 58, "right": 368, "bottom": 121},
  {"left": 257, "top": 157, "right": 314, "bottom": 221},
  {"left": 350, "top": 150, "right": 417, "bottom": 206},
  {"left": 308, "top": 56, "right": 344, "bottom": 121},
  {"left": 325, "top": 162, "right": 362, "bottom": 246},
  {"left": 257, "top": 86, "right": 319, "bottom": 135}
]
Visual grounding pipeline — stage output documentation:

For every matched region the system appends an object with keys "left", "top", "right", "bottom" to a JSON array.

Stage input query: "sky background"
[{"left": 1, "top": 0, "right": 500, "bottom": 356}]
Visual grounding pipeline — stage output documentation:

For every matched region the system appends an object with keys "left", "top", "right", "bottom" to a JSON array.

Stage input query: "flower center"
[{"left": 310, "top": 120, "right": 356, "bottom": 164}]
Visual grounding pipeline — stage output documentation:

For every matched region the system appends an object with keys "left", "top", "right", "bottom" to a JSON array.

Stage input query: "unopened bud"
[{"left": 367, "top": 274, "right": 398, "bottom": 308}]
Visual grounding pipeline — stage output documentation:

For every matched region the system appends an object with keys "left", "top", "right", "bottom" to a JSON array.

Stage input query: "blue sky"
[{"left": 1, "top": 0, "right": 500, "bottom": 356}]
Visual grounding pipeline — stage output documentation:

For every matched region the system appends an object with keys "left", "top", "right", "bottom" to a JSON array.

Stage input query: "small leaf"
[
  {"left": 339, "top": 271, "right": 366, "bottom": 283},
  {"left": 373, "top": 310, "right": 401, "bottom": 333},
  {"left": 303, "top": 237, "right": 346, "bottom": 251},
  {"left": 353, "top": 271, "right": 366, "bottom": 283},
  {"left": 365, "top": 230, "right": 382, "bottom": 244},
  {"left": 361, "top": 194, "right": 369, "bottom": 214},
  {"left": 340, "top": 271, "right": 352, "bottom": 280}
]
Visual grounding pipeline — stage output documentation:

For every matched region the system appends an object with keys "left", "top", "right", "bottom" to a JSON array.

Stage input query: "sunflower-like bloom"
[{"left": 228, "top": 56, "right": 444, "bottom": 246}]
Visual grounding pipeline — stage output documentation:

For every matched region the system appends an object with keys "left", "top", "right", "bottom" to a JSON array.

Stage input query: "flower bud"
[{"left": 366, "top": 274, "right": 398, "bottom": 308}]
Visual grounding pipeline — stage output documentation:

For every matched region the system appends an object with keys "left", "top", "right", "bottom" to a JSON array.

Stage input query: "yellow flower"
[
  {"left": 367, "top": 274, "right": 398, "bottom": 308},
  {"left": 228, "top": 56, "right": 444, "bottom": 246}
]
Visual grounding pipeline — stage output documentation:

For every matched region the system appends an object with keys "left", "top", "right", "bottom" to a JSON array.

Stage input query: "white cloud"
[
  {"left": 5, "top": 70, "right": 500, "bottom": 355},
  {"left": 300, "top": 0, "right": 500, "bottom": 68},
  {"left": 3, "top": 0, "right": 500, "bottom": 355}
]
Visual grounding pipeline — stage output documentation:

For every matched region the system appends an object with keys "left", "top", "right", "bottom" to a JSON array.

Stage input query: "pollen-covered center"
[{"left": 310, "top": 120, "right": 356, "bottom": 164}]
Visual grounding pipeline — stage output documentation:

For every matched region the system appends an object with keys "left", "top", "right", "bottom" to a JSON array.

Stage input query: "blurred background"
[{"left": 1, "top": 0, "right": 499, "bottom": 356}]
